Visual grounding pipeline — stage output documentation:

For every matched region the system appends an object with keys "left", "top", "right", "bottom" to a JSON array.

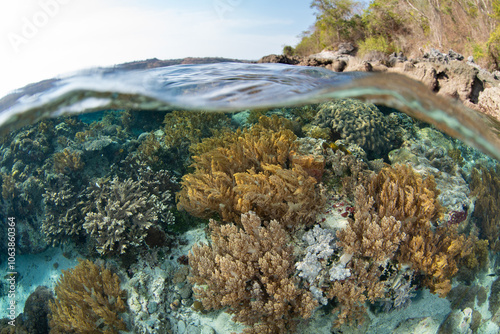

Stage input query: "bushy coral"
[
  {"left": 313, "top": 99, "right": 401, "bottom": 159},
  {"left": 41, "top": 175, "right": 87, "bottom": 245},
  {"left": 189, "top": 211, "right": 318, "bottom": 334},
  {"left": 177, "top": 121, "right": 324, "bottom": 228},
  {"left": 83, "top": 177, "right": 166, "bottom": 254},
  {"left": 330, "top": 164, "right": 483, "bottom": 326},
  {"left": 470, "top": 165, "right": 500, "bottom": 250},
  {"left": 53, "top": 148, "right": 84, "bottom": 174},
  {"left": 49, "top": 260, "right": 128, "bottom": 334},
  {"left": 337, "top": 185, "right": 406, "bottom": 264}
]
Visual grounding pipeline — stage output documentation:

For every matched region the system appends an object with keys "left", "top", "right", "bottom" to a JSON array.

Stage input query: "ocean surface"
[{"left": 0, "top": 62, "right": 499, "bottom": 333}]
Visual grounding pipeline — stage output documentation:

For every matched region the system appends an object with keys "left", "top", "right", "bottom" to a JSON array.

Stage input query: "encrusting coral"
[
  {"left": 189, "top": 211, "right": 318, "bottom": 334},
  {"left": 177, "top": 118, "right": 325, "bottom": 228},
  {"left": 48, "top": 259, "right": 127, "bottom": 334}
]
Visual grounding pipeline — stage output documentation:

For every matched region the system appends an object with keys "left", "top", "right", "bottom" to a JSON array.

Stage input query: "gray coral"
[
  {"left": 41, "top": 175, "right": 86, "bottom": 245},
  {"left": 313, "top": 99, "right": 400, "bottom": 159},
  {"left": 83, "top": 177, "right": 164, "bottom": 254}
]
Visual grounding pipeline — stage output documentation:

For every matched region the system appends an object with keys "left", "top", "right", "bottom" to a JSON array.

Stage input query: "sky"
[{"left": 0, "top": 0, "right": 318, "bottom": 98}]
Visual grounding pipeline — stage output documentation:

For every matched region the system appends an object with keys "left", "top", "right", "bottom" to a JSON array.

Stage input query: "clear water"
[{"left": 0, "top": 62, "right": 499, "bottom": 333}]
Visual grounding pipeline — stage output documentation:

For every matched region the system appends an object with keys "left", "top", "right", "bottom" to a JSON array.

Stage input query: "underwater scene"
[{"left": 0, "top": 62, "right": 500, "bottom": 334}]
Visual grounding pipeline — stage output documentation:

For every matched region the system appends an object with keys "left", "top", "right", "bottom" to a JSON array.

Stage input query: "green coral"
[{"left": 313, "top": 99, "right": 401, "bottom": 159}]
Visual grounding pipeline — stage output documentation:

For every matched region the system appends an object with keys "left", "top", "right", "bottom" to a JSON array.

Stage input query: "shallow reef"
[{"left": 1, "top": 101, "right": 499, "bottom": 334}]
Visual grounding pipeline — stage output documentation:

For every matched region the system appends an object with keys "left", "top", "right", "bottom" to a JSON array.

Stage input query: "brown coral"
[
  {"left": 327, "top": 257, "right": 385, "bottom": 327},
  {"left": 177, "top": 123, "right": 324, "bottom": 228},
  {"left": 470, "top": 165, "right": 500, "bottom": 250},
  {"left": 189, "top": 211, "right": 318, "bottom": 334},
  {"left": 367, "top": 164, "right": 442, "bottom": 229},
  {"left": 48, "top": 259, "right": 127, "bottom": 334},
  {"left": 53, "top": 148, "right": 84, "bottom": 174},
  {"left": 337, "top": 185, "right": 406, "bottom": 263},
  {"left": 365, "top": 164, "right": 474, "bottom": 297}
]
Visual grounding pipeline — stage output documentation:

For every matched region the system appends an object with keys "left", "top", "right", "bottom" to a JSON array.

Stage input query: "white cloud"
[{"left": 0, "top": 0, "right": 300, "bottom": 98}]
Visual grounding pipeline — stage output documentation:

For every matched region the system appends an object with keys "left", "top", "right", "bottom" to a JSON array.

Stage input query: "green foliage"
[
  {"left": 283, "top": 45, "right": 295, "bottom": 56},
  {"left": 472, "top": 42, "right": 487, "bottom": 61},
  {"left": 487, "top": 0, "right": 500, "bottom": 67},
  {"left": 358, "top": 35, "right": 396, "bottom": 55}
]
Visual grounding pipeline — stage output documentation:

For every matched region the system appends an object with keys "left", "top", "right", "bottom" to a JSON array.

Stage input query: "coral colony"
[{"left": 0, "top": 100, "right": 498, "bottom": 333}]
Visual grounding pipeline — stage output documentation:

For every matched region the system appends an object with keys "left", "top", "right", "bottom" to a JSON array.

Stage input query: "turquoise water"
[{"left": 0, "top": 62, "right": 499, "bottom": 333}]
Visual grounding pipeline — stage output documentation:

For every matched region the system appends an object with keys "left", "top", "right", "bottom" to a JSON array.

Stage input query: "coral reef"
[
  {"left": 337, "top": 185, "right": 406, "bottom": 264},
  {"left": 49, "top": 260, "right": 128, "bottom": 334},
  {"left": 53, "top": 148, "right": 84, "bottom": 174},
  {"left": 83, "top": 177, "right": 165, "bottom": 254},
  {"left": 177, "top": 122, "right": 324, "bottom": 228},
  {"left": 313, "top": 99, "right": 401, "bottom": 159},
  {"left": 41, "top": 174, "right": 87, "bottom": 245},
  {"left": 20, "top": 286, "right": 54, "bottom": 334},
  {"left": 189, "top": 211, "right": 318, "bottom": 334},
  {"left": 367, "top": 164, "right": 442, "bottom": 227},
  {"left": 470, "top": 165, "right": 500, "bottom": 250}
]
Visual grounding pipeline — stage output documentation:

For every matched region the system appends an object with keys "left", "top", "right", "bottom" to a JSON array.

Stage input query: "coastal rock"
[
  {"left": 257, "top": 54, "right": 300, "bottom": 65},
  {"left": 478, "top": 86, "right": 500, "bottom": 121}
]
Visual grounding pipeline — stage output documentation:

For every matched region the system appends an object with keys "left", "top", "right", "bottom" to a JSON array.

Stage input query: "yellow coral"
[
  {"left": 177, "top": 122, "right": 324, "bottom": 227},
  {"left": 49, "top": 260, "right": 127, "bottom": 334}
]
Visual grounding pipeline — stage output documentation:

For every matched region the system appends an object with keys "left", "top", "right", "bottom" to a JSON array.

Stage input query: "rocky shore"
[{"left": 257, "top": 44, "right": 500, "bottom": 123}]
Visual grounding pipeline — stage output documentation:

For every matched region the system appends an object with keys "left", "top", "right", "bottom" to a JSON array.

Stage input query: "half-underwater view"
[{"left": 2, "top": 1, "right": 500, "bottom": 334}]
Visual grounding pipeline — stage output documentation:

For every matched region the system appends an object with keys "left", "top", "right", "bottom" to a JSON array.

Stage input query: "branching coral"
[
  {"left": 177, "top": 123, "right": 324, "bottom": 228},
  {"left": 331, "top": 164, "right": 481, "bottom": 326},
  {"left": 83, "top": 177, "right": 158, "bottom": 254},
  {"left": 53, "top": 148, "right": 84, "bottom": 174},
  {"left": 337, "top": 185, "right": 406, "bottom": 264},
  {"left": 189, "top": 211, "right": 318, "bottom": 334},
  {"left": 41, "top": 175, "right": 87, "bottom": 245},
  {"left": 367, "top": 164, "right": 442, "bottom": 228},
  {"left": 49, "top": 259, "right": 127, "bottom": 334},
  {"left": 365, "top": 164, "right": 475, "bottom": 296},
  {"left": 470, "top": 165, "right": 500, "bottom": 250}
]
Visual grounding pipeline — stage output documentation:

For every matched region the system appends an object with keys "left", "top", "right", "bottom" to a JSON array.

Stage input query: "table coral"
[
  {"left": 48, "top": 259, "right": 128, "bottom": 334},
  {"left": 188, "top": 211, "right": 318, "bottom": 334}
]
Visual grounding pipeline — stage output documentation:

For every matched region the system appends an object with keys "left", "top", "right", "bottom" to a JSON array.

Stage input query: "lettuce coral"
[
  {"left": 189, "top": 211, "right": 318, "bottom": 334},
  {"left": 48, "top": 260, "right": 127, "bottom": 334}
]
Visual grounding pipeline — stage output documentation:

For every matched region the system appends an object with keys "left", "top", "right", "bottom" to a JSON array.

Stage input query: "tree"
[{"left": 310, "top": 0, "right": 364, "bottom": 42}]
